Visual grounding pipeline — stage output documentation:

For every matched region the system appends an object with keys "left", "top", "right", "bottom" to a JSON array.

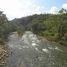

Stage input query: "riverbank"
[
  {"left": 0, "top": 45, "right": 8, "bottom": 66},
  {"left": 37, "top": 35, "right": 67, "bottom": 50}
]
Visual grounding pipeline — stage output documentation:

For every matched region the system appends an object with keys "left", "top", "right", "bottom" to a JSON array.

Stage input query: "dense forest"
[
  {"left": 12, "top": 8, "right": 67, "bottom": 46},
  {"left": 0, "top": 8, "right": 67, "bottom": 46},
  {"left": 0, "top": 11, "right": 16, "bottom": 45}
]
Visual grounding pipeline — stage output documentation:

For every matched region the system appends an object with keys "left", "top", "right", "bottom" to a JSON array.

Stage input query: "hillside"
[{"left": 12, "top": 13, "right": 67, "bottom": 46}]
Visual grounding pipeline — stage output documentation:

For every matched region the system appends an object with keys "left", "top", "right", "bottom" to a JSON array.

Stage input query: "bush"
[
  {"left": 0, "top": 38, "right": 5, "bottom": 45},
  {"left": 59, "top": 40, "right": 67, "bottom": 46}
]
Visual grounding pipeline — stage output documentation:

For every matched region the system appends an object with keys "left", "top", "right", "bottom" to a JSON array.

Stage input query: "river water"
[{"left": 6, "top": 31, "right": 67, "bottom": 67}]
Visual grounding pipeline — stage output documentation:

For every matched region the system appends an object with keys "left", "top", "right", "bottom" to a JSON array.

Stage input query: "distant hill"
[{"left": 11, "top": 13, "right": 67, "bottom": 46}]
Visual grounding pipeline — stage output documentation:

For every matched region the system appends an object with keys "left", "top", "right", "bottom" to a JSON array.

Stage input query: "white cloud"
[
  {"left": 0, "top": 0, "right": 67, "bottom": 20},
  {"left": 49, "top": 6, "right": 58, "bottom": 14},
  {"left": 62, "top": 3, "right": 67, "bottom": 9},
  {"left": 0, "top": 0, "right": 43, "bottom": 20},
  {"left": 49, "top": 3, "right": 67, "bottom": 14}
]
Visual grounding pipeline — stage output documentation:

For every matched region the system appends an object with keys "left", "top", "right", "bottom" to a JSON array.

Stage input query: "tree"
[{"left": 59, "top": 8, "right": 67, "bottom": 14}]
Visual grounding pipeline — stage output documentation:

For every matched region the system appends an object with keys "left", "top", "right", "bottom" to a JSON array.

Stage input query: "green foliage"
[
  {"left": 59, "top": 8, "right": 67, "bottom": 14},
  {"left": 0, "top": 8, "right": 67, "bottom": 46},
  {"left": 16, "top": 26, "right": 24, "bottom": 37},
  {"left": 12, "top": 9, "right": 67, "bottom": 46},
  {"left": 0, "top": 38, "right": 5, "bottom": 45},
  {"left": 0, "top": 11, "right": 17, "bottom": 45}
]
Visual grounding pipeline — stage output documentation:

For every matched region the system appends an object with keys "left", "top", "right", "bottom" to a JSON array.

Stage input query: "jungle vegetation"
[{"left": 0, "top": 8, "right": 67, "bottom": 46}]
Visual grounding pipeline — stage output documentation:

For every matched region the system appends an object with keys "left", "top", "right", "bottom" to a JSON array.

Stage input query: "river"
[{"left": 6, "top": 31, "right": 67, "bottom": 67}]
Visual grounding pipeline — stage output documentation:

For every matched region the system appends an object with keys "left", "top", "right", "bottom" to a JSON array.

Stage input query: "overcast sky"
[{"left": 0, "top": 0, "right": 67, "bottom": 20}]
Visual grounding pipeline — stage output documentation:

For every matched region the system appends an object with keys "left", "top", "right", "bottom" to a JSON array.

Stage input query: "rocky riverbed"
[
  {"left": 0, "top": 45, "right": 8, "bottom": 67},
  {"left": 5, "top": 31, "right": 67, "bottom": 67},
  {"left": 0, "top": 31, "right": 67, "bottom": 67}
]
